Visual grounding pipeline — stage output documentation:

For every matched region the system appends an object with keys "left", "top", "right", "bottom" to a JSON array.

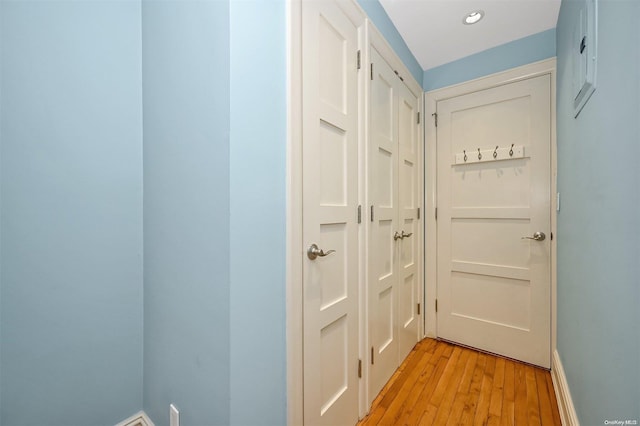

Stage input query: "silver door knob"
[
  {"left": 522, "top": 231, "right": 546, "bottom": 241},
  {"left": 401, "top": 231, "right": 413, "bottom": 239},
  {"left": 393, "top": 231, "right": 402, "bottom": 241},
  {"left": 307, "top": 243, "right": 336, "bottom": 260}
]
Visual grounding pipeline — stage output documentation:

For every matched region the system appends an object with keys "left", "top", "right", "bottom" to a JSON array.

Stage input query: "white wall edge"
[
  {"left": 115, "top": 411, "right": 155, "bottom": 426},
  {"left": 286, "top": 0, "right": 304, "bottom": 425},
  {"left": 551, "top": 350, "right": 580, "bottom": 426}
]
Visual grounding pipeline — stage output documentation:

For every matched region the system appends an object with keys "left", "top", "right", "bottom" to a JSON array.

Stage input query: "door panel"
[
  {"left": 436, "top": 75, "right": 551, "bottom": 368},
  {"left": 397, "top": 82, "right": 419, "bottom": 361},
  {"left": 368, "top": 47, "right": 399, "bottom": 401},
  {"left": 302, "top": 2, "right": 361, "bottom": 424}
]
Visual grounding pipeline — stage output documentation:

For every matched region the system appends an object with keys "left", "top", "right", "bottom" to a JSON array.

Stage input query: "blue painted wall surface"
[
  {"left": 556, "top": 0, "right": 640, "bottom": 424},
  {"left": 357, "top": 0, "right": 422, "bottom": 83},
  {"left": 229, "top": 2, "right": 287, "bottom": 425},
  {"left": 141, "top": 1, "right": 231, "bottom": 425},
  {"left": 0, "top": 1, "right": 144, "bottom": 424},
  {"left": 423, "top": 29, "right": 557, "bottom": 91}
]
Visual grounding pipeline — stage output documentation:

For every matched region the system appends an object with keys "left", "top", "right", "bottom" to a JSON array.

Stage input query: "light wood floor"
[{"left": 358, "top": 338, "right": 561, "bottom": 426}]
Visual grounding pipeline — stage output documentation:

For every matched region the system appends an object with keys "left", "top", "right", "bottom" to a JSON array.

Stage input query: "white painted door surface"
[
  {"left": 396, "top": 81, "right": 420, "bottom": 362},
  {"left": 368, "top": 48, "right": 421, "bottom": 401},
  {"left": 368, "top": 47, "right": 399, "bottom": 400},
  {"left": 436, "top": 75, "right": 551, "bottom": 368},
  {"left": 302, "top": 1, "right": 362, "bottom": 425}
]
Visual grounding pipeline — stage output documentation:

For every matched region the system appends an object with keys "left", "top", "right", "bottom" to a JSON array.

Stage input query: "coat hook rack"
[{"left": 453, "top": 144, "right": 526, "bottom": 165}]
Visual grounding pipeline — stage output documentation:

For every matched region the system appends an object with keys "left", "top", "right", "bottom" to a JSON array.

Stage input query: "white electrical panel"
[
  {"left": 170, "top": 404, "right": 180, "bottom": 426},
  {"left": 573, "top": 0, "right": 597, "bottom": 117}
]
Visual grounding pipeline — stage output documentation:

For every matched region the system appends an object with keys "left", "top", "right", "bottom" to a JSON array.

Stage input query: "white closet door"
[
  {"left": 302, "top": 1, "right": 362, "bottom": 424},
  {"left": 367, "top": 47, "right": 399, "bottom": 401},
  {"left": 397, "top": 81, "right": 420, "bottom": 362}
]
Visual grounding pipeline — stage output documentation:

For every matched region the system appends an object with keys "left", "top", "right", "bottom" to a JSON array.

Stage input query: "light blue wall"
[
  {"left": 423, "top": 29, "right": 557, "bottom": 91},
  {"left": 141, "top": 1, "right": 230, "bottom": 425},
  {"left": 0, "top": 1, "right": 144, "bottom": 424},
  {"left": 357, "top": 0, "right": 422, "bottom": 83},
  {"left": 229, "top": 1, "right": 287, "bottom": 425},
  {"left": 556, "top": 0, "right": 640, "bottom": 424}
]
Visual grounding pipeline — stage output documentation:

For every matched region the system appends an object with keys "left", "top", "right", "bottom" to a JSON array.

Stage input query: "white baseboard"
[
  {"left": 551, "top": 350, "right": 580, "bottom": 426},
  {"left": 115, "top": 411, "right": 155, "bottom": 426}
]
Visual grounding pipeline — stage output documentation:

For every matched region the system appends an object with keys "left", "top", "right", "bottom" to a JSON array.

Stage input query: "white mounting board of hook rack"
[{"left": 453, "top": 145, "right": 526, "bottom": 165}]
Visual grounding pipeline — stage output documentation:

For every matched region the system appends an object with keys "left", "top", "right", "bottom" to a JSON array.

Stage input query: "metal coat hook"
[
  {"left": 477, "top": 148, "right": 482, "bottom": 160},
  {"left": 463, "top": 150, "right": 467, "bottom": 162},
  {"left": 509, "top": 144, "right": 514, "bottom": 157},
  {"left": 493, "top": 146, "right": 499, "bottom": 159}
]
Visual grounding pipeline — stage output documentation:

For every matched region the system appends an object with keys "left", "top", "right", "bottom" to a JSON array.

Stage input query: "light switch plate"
[{"left": 573, "top": 0, "right": 598, "bottom": 117}]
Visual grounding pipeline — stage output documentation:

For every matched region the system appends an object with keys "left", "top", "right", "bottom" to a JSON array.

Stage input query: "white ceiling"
[{"left": 379, "top": 0, "right": 561, "bottom": 71}]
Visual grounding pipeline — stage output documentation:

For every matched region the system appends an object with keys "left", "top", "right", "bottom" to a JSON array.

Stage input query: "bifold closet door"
[
  {"left": 367, "top": 48, "right": 421, "bottom": 403},
  {"left": 397, "top": 81, "right": 420, "bottom": 362},
  {"left": 368, "top": 47, "right": 400, "bottom": 401}
]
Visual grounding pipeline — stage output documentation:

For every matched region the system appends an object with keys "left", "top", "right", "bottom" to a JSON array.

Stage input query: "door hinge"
[
  {"left": 417, "top": 112, "right": 421, "bottom": 125},
  {"left": 357, "top": 50, "right": 361, "bottom": 70},
  {"left": 370, "top": 205, "right": 374, "bottom": 222},
  {"left": 435, "top": 207, "right": 438, "bottom": 220},
  {"left": 358, "top": 359, "right": 362, "bottom": 378},
  {"left": 435, "top": 299, "right": 438, "bottom": 313},
  {"left": 551, "top": 232, "right": 554, "bottom": 241},
  {"left": 432, "top": 112, "right": 438, "bottom": 127},
  {"left": 371, "top": 347, "right": 375, "bottom": 364},
  {"left": 357, "top": 205, "right": 362, "bottom": 224},
  {"left": 370, "top": 63, "right": 374, "bottom": 81},
  {"left": 417, "top": 302, "right": 421, "bottom": 315},
  {"left": 417, "top": 207, "right": 421, "bottom": 220}
]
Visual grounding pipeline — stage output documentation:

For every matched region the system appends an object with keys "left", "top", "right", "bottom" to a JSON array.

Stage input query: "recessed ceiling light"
[{"left": 463, "top": 10, "right": 484, "bottom": 25}]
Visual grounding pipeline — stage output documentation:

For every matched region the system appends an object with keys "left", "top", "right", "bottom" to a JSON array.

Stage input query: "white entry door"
[
  {"left": 368, "top": 47, "right": 421, "bottom": 402},
  {"left": 436, "top": 74, "right": 551, "bottom": 368},
  {"left": 301, "top": 1, "right": 363, "bottom": 425}
]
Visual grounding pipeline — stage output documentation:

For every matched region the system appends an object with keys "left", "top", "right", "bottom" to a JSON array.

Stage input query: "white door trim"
[
  {"left": 424, "top": 57, "right": 558, "bottom": 357},
  {"left": 286, "top": 0, "right": 303, "bottom": 424}
]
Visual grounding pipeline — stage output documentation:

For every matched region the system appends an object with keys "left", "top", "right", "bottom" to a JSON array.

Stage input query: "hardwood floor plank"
[
  {"left": 487, "top": 357, "right": 506, "bottom": 425},
  {"left": 545, "top": 369, "right": 563, "bottom": 426},
  {"left": 445, "top": 351, "right": 479, "bottom": 426},
  {"left": 433, "top": 348, "right": 472, "bottom": 424},
  {"left": 357, "top": 339, "right": 561, "bottom": 426},
  {"left": 402, "top": 352, "right": 450, "bottom": 425},
  {"left": 526, "top": 366, "right": 542, "bottom": 426},
  {"left": 473, "top": 356, "right": 496, "bottom": 426},
  {"left": 513, "top": 362, "right": 528, "bottom": 425},
  {"left": 535, "top": 367, "right": 556, "bottom": 425},
  {"left": 431, "top": 347, "right": 464, "bottom": 408},
  {"left": 458, "top": 352, "right": 487, "bottom": 425},
  {"left": 500, "top": 360, "right": 516, "bottom": 426},
  {"left": 418, "top": 404, "right": 439, "bottom": 425},
  {"left": 377, "top": 341, "right": 438, "bottom": 425}
]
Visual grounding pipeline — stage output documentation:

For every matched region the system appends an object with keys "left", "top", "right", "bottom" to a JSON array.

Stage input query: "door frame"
[{"left": 424, "top": 58, "right": 558, "bottom": 362}]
